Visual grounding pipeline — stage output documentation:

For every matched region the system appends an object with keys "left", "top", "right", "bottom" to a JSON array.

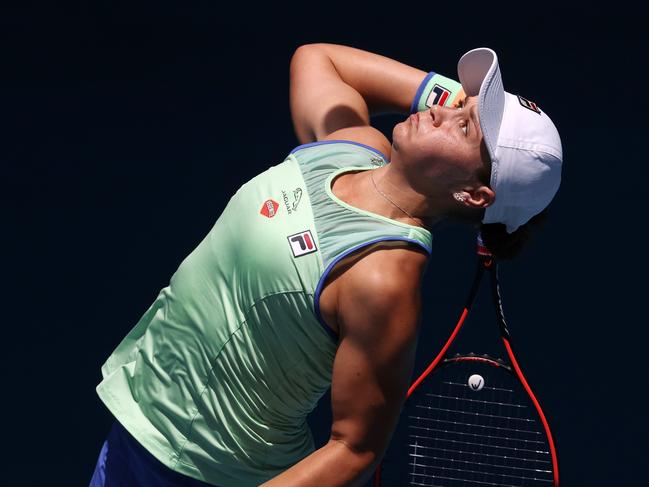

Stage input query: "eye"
[{"left": 456, "top": 99, "right": 468, "bottom": 134}]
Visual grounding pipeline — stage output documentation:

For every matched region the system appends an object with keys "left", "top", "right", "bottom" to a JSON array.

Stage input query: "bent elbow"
[{"left": 327, "top": 435, "right": 381, "bottom": 470}]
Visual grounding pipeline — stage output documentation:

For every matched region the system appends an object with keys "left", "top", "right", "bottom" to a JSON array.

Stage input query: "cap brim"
[{"left": 457, "top": 48, "right": 505, "bottom": 165}]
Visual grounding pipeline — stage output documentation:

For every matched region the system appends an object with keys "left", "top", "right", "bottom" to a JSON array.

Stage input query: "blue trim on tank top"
[
  {"left": 289, "top": 140, "right": 390, "bottom": 163},
  {"left": 410, "top": 71, "right": 436, "bottom": 114},
  {"left": 313, "top": 237, "right": 432, "bottom": 343}
]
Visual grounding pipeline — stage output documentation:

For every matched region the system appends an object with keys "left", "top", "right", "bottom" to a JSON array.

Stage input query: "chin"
[{"left": 391, "top": 122, "right": 407, "bottom": 153}]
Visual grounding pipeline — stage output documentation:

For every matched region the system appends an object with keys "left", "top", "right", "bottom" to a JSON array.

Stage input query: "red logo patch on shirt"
[{"left": 260, "top": 199, "right": 279, "bottom": 218}]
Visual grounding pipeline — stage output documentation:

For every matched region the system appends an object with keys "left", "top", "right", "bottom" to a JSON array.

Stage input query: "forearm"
[
  {"left": 260, "top": 438, "right": 376, "bottom": 487},
  {"left": 307, "top": 43, "right": 427, "bottom": 115}
]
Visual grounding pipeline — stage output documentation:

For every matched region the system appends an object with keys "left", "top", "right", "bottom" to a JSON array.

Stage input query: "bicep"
[{"left": 329, "top": 266, "right": 421, "bottom": 456}]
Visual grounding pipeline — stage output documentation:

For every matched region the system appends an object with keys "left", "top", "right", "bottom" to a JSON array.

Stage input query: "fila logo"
[
  {"left": 425, "top": 84, "right": 451, "bottom": 107},
  {"left": 287, "top": 230, "right": 317, "bottom": 257},
  {"left": 517, "top": 95, "right": 541, "bottom": 114},
  {"left": 260, "top": 199, "right": 279, "bottom": 218}
]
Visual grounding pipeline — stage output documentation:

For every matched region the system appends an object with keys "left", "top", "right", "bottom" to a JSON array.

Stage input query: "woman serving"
[{"left": 90, "top": 43, "right": 562, "bottom": 487}]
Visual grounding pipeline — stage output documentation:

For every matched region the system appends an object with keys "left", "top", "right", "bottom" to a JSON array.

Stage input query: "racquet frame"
[{"left": 373, "top": 242, "right": 559, "bottom": 486}]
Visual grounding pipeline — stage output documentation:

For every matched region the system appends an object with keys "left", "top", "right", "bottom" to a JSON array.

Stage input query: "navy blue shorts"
[{"left": 89, "top": 420, "right": 217, "bottom": 487}]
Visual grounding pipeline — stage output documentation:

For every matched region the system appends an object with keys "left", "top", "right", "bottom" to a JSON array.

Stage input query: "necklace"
[{"left": 369, "top": 169, "right": 416, "bottom": 222}]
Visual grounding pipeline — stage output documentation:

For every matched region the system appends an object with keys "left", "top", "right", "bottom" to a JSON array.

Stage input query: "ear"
[{"left": 461, "top": 185, "right": 495, "bottom": 209}]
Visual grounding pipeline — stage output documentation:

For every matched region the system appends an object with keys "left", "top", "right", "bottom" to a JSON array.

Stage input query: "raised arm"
[
  {"left": 289, "top": 43, "right": 428, "bottom": 153},
  {"left": 261, "top": 246, "right": 428, "bottom": 486}
]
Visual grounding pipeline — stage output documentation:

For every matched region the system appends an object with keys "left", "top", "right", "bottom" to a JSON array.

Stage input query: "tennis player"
[{"left": 89, "top": 43, "right": 562, "bottom": 486}]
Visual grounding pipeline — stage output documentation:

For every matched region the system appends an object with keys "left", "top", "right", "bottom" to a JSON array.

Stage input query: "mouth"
[{"left": 409, "top": 112, "right": 419, "bottom": 128}]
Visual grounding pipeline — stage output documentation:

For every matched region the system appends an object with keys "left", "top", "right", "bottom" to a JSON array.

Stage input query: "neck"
[{"left": 363, "top": 162, "right": 451, "bottom": 228}]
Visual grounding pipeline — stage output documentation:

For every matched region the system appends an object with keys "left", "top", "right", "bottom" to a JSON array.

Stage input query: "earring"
[{"left": 453, "top": 192, "right": 467, "bottom": 203}]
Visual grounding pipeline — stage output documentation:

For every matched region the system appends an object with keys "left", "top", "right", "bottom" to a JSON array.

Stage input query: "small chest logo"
[
  {"left": 517, "top": 95, "right": 541, "bottom": 114},
  {"left": 260, "top": 199, "right": 279, "bottom": 218},
  {"left": 370, "top": 156, "right": 385, "bottom": 167},
  {"left": 425, "top": 84, "right": 451, "bottom": 107},
  {"left": 287, "top": 230, "right": 317, "bottom": 257},
  {"left": 281, "top": 187, "right": 304, "bottom": 215},
  {"left": 292, "top": 188, "right": 303, "bottom": 211}
]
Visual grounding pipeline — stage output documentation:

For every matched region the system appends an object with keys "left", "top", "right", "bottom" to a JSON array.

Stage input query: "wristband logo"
[
  {"left": 287, "top": 230, "right": 317, "bottom": 257},
  {"left": 260, "top": 199, "right": 279, "bottom": 218},
  {"left": 425, "top": 84, "right": 451, "bottom": 108}
]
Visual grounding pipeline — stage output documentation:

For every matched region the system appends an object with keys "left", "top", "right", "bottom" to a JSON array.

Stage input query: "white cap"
[{"left": 457, "top": 48, "right": 563, "bottom": 233}]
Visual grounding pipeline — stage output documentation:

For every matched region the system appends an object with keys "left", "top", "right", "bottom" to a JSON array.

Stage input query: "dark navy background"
[{"left": 4, "top": 3, "right": 646, "bottom": 486}]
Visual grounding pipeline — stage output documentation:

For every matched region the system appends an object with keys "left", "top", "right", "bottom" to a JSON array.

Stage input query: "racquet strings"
[{"left": 393, "top": 359, "right": 554, "bottom": 486}]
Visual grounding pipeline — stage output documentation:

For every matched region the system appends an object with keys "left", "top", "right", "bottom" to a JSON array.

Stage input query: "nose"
[{"left": 429, "top": 104, "right": 460, "bottom": 127}]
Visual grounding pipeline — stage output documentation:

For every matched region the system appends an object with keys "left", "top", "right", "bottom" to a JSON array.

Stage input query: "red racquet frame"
[{"left": 373, "top": 240, "right": 559, "bottom": 486}]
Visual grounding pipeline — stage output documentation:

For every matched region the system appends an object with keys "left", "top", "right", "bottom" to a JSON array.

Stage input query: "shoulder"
[
  {"left": 336, "top": 244, "right": 427, "bottom": 339},
  {"left": 323, "top": 126, "right": 392, "bottom": 162},
  {"left": 344, "top": 244, "right": 426, "bottom": 297}
]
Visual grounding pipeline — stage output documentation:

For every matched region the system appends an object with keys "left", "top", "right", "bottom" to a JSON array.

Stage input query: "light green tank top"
[{"left": 96, "top": 141, "right": 432, "bottom": 486}]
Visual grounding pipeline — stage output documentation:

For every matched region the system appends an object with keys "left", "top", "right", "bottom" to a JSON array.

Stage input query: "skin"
[
  {"left": 329, "top": 97, "right": 494, "bottom": 231},
  {"left": 261, "top": 43, "right": 495, "bottom": 486}
]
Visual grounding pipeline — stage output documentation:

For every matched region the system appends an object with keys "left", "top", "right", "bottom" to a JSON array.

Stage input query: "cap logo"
[
  {"left": 517, "top": 95, "right": 541, "bottom": 114},
  {"left": 425, "top": 84, "right": 451, "bottom": 107},
  {"left": 287, "top": 230, "right": 317, "bottom": 257}
]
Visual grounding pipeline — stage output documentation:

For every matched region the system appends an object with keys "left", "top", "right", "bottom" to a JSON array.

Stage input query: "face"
[{"left": 392, "top": 96, "right": 490, "bottom": 190}]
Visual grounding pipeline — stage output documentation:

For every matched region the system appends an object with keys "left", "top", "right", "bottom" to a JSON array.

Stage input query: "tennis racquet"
[{"left": 374, "top": 236, "right": 559, "bottom": 487}]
